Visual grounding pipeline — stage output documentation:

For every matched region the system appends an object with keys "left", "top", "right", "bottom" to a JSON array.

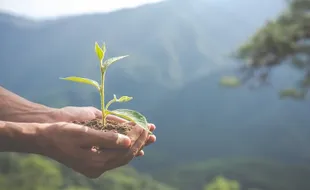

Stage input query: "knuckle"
[
  {"left": 86, "top": 106, "right": 95, "bottom": 111},
  {"left": 131, "top": 148, "right": 139, "bottom": 156},
  {"left": 88, "top": 106, "right": 99, "bottom": 111},
  {"left": 107, "top": 131, "right": 119, "bottom": 141},
  {"left": 83, "top": 111, "right": 96, "bottom": 120}
]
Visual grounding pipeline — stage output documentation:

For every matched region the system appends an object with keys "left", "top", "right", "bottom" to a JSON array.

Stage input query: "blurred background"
[{"left": 1, "top": 0, "right": 310, "bottom": 189}]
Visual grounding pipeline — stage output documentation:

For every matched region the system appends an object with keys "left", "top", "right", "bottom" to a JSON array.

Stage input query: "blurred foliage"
[
  {"left": 221, "top": 0, "right": 310, "bottom": 99},
  {"left": 203, "top": 176, "right": 240, "bottom": 190},
  {"left": 0, "top": 153, "right": 175, "bottom": 190},
  {"left": 219, "top": 76, "right": 241, "bottom": 88},
  {"left": 0, "top": 153, "right": 62, "bottom": 190},
  {"left": 3, "top": 153, "right": 310, "bottom": 190},
  {"left": 236, "top": 0, "right": 310, "bottom": 68},
  {"left": 154, "top": 158, "right": 310, "bottom": 190},
  {"left": 279, "top": 88, "right": 307, "bottom": 99}
]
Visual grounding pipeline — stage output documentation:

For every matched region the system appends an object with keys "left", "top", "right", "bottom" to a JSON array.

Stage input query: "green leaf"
[
  {"left": 105, "top": 95, "right": 133, "bottom": 110},
  {"left": 114, "top": 94, "right": 133, "bottom": 102},
  {"left": 102, "top": 42, "right": 106, "bottom": 56},
  {"left": 108, "top": 109, "right": 151, "bottom": 133},
  {"left": 60, "top": 76, "right": 100, "bottom": 91},
  {"left": 102, "top": 55, "right": 129, "bottom": 69},
  {"left": 95, "top": 42, "right": 104, "bottom": 61}
]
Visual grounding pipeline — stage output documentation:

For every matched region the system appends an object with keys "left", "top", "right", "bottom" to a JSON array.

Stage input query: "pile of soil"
[
  {"left": 73, "top": 119, "right": 134, "bottom": 152},
  {"left": 73, "top": 118, "right": 133, "bottom": 135}
]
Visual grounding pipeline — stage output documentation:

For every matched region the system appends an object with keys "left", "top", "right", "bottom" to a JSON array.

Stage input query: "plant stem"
[
  {"left": 100, "top": 62, "right": 107, "bottom": 127},
  {"left": 100, "top": 70, "right": 106, "bottom": 126}
]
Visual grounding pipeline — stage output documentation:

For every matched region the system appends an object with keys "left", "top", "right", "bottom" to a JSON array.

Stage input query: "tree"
[
  {"left": 221, "top": 0, "right": 310, "bottom": 100},
  {"left": 203, "top": 175, "right": 240, "bottom": 190}
]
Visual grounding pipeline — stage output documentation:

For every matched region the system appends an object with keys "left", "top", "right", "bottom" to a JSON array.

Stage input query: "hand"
[
  {"left": 39, "top": 121, "right": 151, "bottom": 178},
  {"left": 56, "top": 106, "right": 156, "bottom": 156},
  {"left": 106, "top": 115, "right": 157, "bottom": 156}
]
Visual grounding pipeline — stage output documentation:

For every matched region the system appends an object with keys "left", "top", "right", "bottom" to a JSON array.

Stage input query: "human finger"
[
  {"left": 127, "top": 128, "right": 148, "bottom": 158},
  {"left": 136, "top": 150, "right": 144, "bottom": 157},
  {"left": 145, "top": 135, "right": 156, "bottom": 146},
  {"left": 135, "top": 134, "right": 156, "bottom": 157},
  {"left": 144, "top": 123, "right": 156, "bottom": 146},
  {"left": 79, "top": 126, "right": 131, "bottom": 149},
  {"left": 148, "top": 123, "right": 156, "bottom": 131},
  {"left": 103, "top": 130, "right": 148, "bottom": 171}
]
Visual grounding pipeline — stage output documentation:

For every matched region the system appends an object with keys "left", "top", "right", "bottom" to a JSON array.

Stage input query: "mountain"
[
  {"left": 0, "top": 0, "right": 286, "bottom": 115},
  {"left": 0, "top": 0, "right": 284, "bottom": 90}
]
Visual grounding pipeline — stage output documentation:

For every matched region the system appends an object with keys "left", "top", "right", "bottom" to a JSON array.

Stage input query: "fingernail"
[
  {"left": 149, "top": 124, "right": 156, "bottom": 130},
  {"left": 137, "top": 150, "right": 144, "bottom": 157},
  {"left": 117, "top": 134, "right": 131, "bottom": 147}
]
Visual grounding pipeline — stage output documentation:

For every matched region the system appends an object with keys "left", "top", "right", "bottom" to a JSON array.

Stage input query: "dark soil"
[{"left": 73, "top": 118, "right": 132, "bottom": 135}]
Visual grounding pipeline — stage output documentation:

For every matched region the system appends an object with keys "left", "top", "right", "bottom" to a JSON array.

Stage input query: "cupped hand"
[
  {"left": 56, "top": 106, "right": 156, "bottom": 155},
  {"left": 39, "top": 121, "right": 152, "bottom": 178}
]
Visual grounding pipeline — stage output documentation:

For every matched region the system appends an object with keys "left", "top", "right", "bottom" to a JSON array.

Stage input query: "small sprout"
[
  {"left": 219, "top": 76, "right": 241, "bottom": 87},
  {"left": 60, "top": 42, "right": 151, "bottom": 133},
  {"left": 95, "top": 42, "right": 104, "bottom": 62}
]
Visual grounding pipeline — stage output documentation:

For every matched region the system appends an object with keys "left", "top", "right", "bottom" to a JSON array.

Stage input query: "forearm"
[
  {"left": 0, "top": 86, "right": 58, "bottom": 122},
  {"left": 0, "top": 120, "right": 46, "bottom": 154}
]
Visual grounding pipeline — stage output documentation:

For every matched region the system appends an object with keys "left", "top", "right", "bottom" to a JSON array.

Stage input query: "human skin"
[{"left": 0, "top": 86, "right": 156, "bottom": 178}]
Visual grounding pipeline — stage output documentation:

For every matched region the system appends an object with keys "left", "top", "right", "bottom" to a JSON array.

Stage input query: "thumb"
[{"left": 81, "top": 128, "right": 131, "bottom": 149}]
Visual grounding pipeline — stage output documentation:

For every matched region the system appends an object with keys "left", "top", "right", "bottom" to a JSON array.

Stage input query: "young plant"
[{"left": 60, "top": 42, "right": 150, "bottom": 133}]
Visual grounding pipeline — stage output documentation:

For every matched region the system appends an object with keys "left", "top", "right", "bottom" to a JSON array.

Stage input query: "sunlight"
[{"left": 0, "top": 0, "right": 164, "bottom": 19}]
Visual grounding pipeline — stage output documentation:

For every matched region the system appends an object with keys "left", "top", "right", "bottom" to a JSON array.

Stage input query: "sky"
[{"left": 0, "top": 0, "right": 164, "bottom": 19}]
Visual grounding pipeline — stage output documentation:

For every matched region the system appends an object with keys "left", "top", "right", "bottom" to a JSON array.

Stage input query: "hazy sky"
[{"left": 0, "top": 0, "right": 164, "bottom": 19}]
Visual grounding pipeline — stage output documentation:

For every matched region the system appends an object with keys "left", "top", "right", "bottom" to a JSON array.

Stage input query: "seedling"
[{"left": 60, "top": 42, "right": 150, "bottom": 134}]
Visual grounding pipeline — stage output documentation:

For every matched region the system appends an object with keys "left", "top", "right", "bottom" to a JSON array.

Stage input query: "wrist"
[
  {"left": 0, "top": 121, "right": 48, "bottom": 155},
  {"left": 1, "top": 104, "right": 59, "bottom": 123},
  {"left": 0, "top": 87, "right": 59, "bottom": 123}
]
